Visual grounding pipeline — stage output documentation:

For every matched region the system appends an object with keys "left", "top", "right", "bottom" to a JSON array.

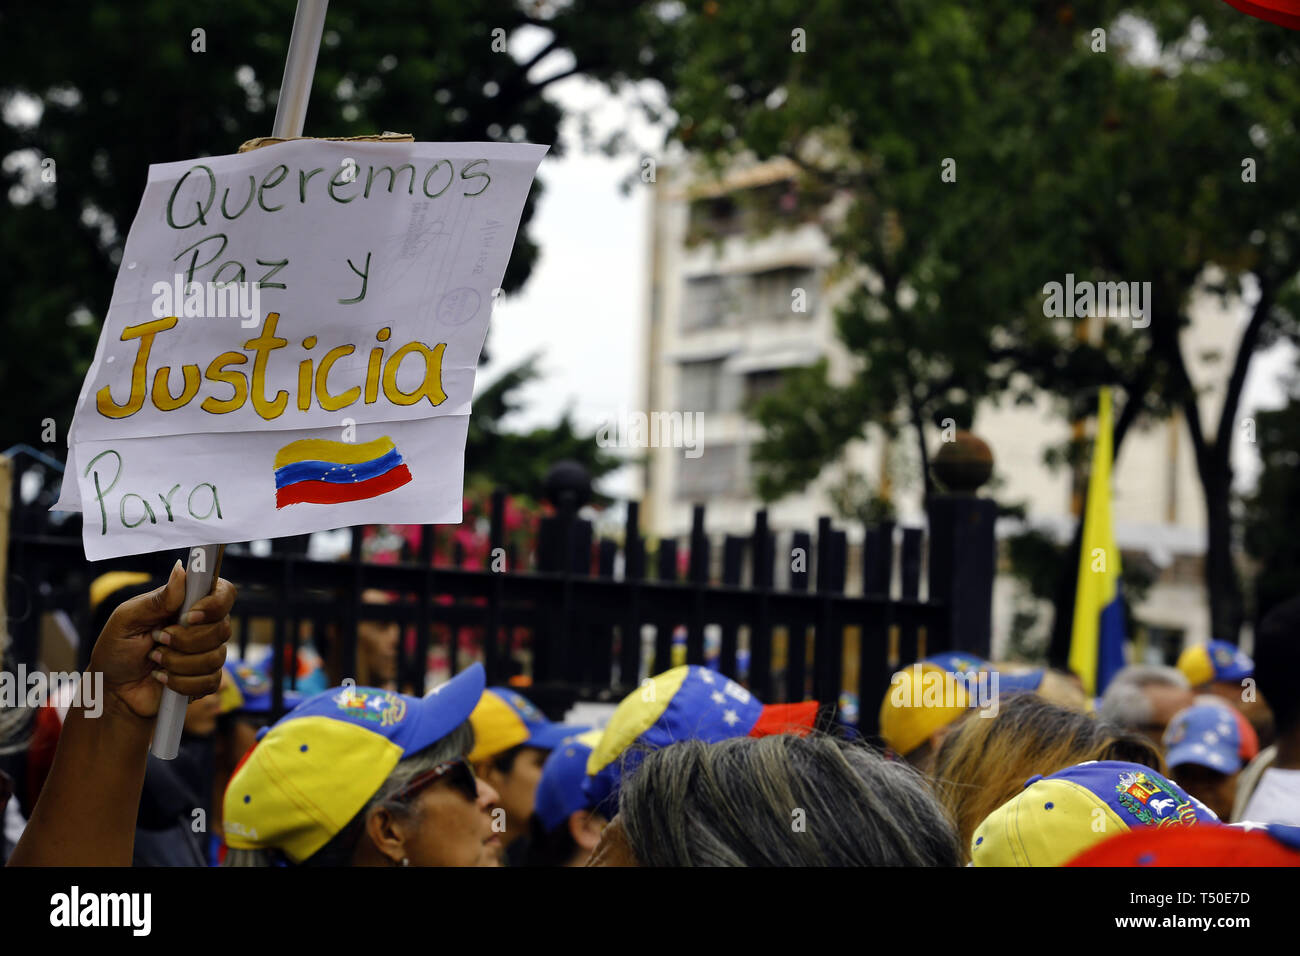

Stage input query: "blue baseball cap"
[
  {"left": 583, "top": 665, "right": 766, "bottom": 815},
  {"left": 534, "top": 728, "right": 605, "bottom": 832},
  {"left": 1177, "top": 639, "right": 1253, "bottom": 685},
  {"left": 972, "top": 760, "right": 1219, "bottom": 867},
  {"left": 221, "top": 660, "right": 303, "bottom": 716},
  {"left": 1163, "top": 704, "right": 1243, "bottom": 775},
  {"left": 924, "top": 651, "right": 988, "bottom": 674},
  {"left": 224, "top": 663, "right": 485, "bottom": 863},
  {"left": 468, "top": 686, "right": 589, "bottom": 762},
  {"left": 924, "top": 652, "right": 1044, "bottom": 697}
]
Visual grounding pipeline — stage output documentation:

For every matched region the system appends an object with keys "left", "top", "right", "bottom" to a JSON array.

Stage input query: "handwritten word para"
[
  {"left": 95, "top": 312, "right": 447, "bottom": 421},
  {"left": 83, "top": 448, "right": 222, "bottom": 535}
]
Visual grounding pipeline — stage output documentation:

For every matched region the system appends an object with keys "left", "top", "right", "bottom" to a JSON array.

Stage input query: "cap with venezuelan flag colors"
[
  {"left": 222, "top": 663, "right": 484, "bottom": 864},
  {"left": 878, "top": 661, "right": 974, "bottom": 757},
  {"left": 468, "top": 687, "right": 586, "bottom": 763},
  {"left": 1176, "top": 639, "right": 1253, "bottom": 687},
  {"left": 218, "top": 660, "right": 303, "bottom": 716},
  {"left": 581, "top": 665, "right": 767, "bottom": 815},
  {"left": 970, "top": 761, "right": 1218, "bottom": 867},
  {"left": 1067, "top": 820, "right": 1300, "bottom": 867},
  {"left": 1163, "top": 703, "right": 1243, "bottom": 775},
  {"left": 533, "top": 728, "right": 605, "bottom": 832}
]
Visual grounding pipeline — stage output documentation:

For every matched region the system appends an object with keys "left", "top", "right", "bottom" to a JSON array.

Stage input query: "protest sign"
[{"left": 55, "top": 139, "right": 547, "bottom": 560}]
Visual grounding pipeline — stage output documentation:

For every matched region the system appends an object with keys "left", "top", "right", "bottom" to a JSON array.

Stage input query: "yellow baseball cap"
[
  {"left": 467, "top": 687, "right": 582, "bottom": 763},
  {"left": 970, "top": 760, "right": 1218, "bottom": 867},
  {"left": 223, "top": 663, "right": 484, "bottom": 863},
  {"left": 878, "top": 662, "right": 972, "bottom": 757},
  {"left": 89, "top": 571, "right": 151, "bottom": 611}
]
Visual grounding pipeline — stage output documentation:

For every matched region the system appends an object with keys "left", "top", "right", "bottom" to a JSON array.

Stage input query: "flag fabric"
[
  {"left": 1068, "top": 387, "right": 1127, "bottom": 695},
  {"left": 273, "top": 436, "right": 412, "bottom": 509}
]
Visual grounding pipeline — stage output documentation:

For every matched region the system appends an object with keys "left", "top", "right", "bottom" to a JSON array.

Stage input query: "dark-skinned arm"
[{"left": 8, "top": 560, "right": 236, "bottom": 866}]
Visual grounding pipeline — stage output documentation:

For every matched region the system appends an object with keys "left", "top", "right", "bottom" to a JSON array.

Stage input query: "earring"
[{"left": 400, "top": 857, "right": 410, "bottom": 867}]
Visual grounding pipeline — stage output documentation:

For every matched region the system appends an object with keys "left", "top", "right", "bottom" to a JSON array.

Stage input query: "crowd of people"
[{"left": 2, "top": 562, "right": 1299, "bottom": 867}]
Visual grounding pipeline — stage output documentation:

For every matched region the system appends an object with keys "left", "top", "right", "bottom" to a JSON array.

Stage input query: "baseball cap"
[
  {"left": 1176, "top": 640, "right": 1253, "bottom": 686},
  {"left": 582, "top": 665, "right": 765, "bottom": 814},
  {"left": 467, "top": 686, "right": 587, "bottom": 763},
  {"left": 223, "top": 662, "right": 485, "bottom": 864},
  {"left": 219, "top": 660, "right": 303, "bottom": 716},
  {"left": 970, "top": 760, "right": 1219, "bottom": 867},
  {"left": 89, "top": 571, "right": 151, "bottom": 611},
  {"left": 533, "top": 728, "right": 605, "bottom": 832},
  {"left": 1067, "top": 821, "right": 1300, "bottom": 866},
  {"left": 924, "top": 651, "right": 988, "bottom": 674},
  {"left": 1163, "top": 704, "right": 1243, "bottom": 775},
  {"left": 1220, "top": 0, "right": 1300, "bottom": 31},
  {"left": 878, "top": 662, "right": 974, "bottom": 757}
]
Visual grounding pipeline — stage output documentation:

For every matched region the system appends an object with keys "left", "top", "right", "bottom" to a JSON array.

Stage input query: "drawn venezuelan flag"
[{"left": 273, "top": 436, "right": 412, "bottom": 509}]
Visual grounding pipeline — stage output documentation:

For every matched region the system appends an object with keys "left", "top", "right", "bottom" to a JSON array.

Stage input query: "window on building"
[
  {"left": 678, "top": 359, "right": 728, "bottom": 413},
  {"left": 741, "top": 266, "right": 818, "bottom": 323},
  {"left": 677, "top": 442, "right": 745, "bottom": 499},
  {"left": 682, "top": 275, "right": 730, "bottom": 331}
]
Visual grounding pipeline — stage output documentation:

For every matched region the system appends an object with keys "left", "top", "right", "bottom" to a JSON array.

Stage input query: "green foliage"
[{"left": 0, "top": 0, "right": 680, "bottom": 454}]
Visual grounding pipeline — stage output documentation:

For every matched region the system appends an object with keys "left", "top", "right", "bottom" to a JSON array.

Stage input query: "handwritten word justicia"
[{"left": 95, "top": 312, "right": 447, "bottom": 421}]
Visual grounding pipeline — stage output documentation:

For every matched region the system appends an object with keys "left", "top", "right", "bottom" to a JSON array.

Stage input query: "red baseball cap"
[
  {"left": 1067, "top": 824, "right": 1300, "bottom": 866},
  {"left": 1221, "top": 0, "right": 1300, "bottom": 29}
]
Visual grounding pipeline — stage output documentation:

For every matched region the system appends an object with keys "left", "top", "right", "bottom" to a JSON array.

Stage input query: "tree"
[
  {"left": 660, "top": 0, "right": 1300, "bottom": 641},
  {"left": 0, "top": 0, "right": 682, "bottom": 452},
  {"left": 465, "top": 354, "right": 619, "bottom": 497}
]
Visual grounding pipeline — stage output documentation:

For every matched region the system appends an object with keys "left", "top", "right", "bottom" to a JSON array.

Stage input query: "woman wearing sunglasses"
[{"left": 222, "top": 662, "right": 502, "bottom": 866}]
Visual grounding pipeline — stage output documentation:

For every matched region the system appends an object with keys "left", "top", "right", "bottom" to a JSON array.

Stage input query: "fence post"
[
  {"left": 620, "top": 501, "right": 644, "bottom": 689},
  {"left": 537, "top": 461, "right": 591, "bottom": 684},
  {"left": 926, "top": 432, "right": 996, "bottom": 661},
  {"left": 686, "top": 504, "right": 709, "bottom": 665}
]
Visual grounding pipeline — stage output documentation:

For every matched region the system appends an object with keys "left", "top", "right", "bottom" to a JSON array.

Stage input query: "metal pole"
[
  {"left": 271, "top": 0, "right": 330, "bottom": 140},
  {"left": 151, "top": 0, "right": 329, "bottom": 760}
]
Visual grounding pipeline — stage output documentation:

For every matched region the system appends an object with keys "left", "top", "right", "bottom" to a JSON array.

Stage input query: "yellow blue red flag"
[{"left": 1068, "top": 387, "right": 1127, "bottom": 695}]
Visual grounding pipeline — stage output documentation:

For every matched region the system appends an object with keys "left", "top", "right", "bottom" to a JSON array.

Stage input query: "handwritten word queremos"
[
  {"left": 165, "top": 158, "right": 493, "bottom": 230},
  {"left": 95, "top": 312, "right": 447, "bottom": 421}
]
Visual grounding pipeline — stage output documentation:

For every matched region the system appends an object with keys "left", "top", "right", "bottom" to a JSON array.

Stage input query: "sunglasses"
[{"left": 392, "top": 756, "right": 479, "bottom": 804}]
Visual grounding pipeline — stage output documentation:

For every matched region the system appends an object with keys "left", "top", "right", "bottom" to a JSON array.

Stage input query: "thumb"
[{"left": 116, "top": 559, "right": 187, "bottom": 630}]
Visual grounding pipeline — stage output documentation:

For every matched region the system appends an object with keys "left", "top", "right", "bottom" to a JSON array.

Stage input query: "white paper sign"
[{"left": 55, "top": 140, "right": 547, "bottom": 560}]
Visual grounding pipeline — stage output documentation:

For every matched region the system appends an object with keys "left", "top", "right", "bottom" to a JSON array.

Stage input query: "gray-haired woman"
[
  {"left": 222, "top": 664, "right": 502, "bottom": 867},
  {"left": 589, "top": 734, "right": 961, "bottom": 866}
]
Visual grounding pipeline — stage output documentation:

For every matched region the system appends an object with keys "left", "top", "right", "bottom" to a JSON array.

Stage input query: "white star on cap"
[
  {"left": 699, "top": 671, "right": 716, "bottom": 684},
  {"left": 723, "top": 709, "right": 740, "bottom": 726},
  {"left": 711, "top": 691, "right": 725, "bottom": 705}
]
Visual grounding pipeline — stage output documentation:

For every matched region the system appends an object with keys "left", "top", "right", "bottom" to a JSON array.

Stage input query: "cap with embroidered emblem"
[{"left": 222, "top": 662, "right": 484, "bottom": 864}]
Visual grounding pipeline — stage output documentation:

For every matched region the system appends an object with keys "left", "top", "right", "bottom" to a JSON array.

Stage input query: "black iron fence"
[{"left": 4, "top": 449, "right": 997, "bottom": 736}]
